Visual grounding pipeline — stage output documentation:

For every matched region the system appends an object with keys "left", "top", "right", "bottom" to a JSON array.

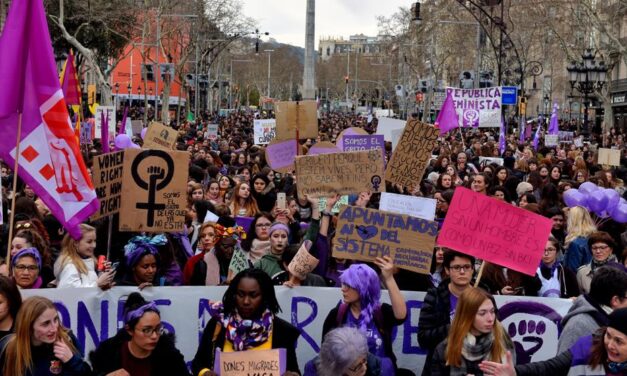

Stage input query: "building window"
[{"left": 327, "top": 47, "right": 330, "bottom": 56}]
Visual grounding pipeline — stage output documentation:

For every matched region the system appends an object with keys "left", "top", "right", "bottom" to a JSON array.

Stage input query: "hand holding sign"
[{"left": 288, "top": 240, "right": 319, "bottom": 280}]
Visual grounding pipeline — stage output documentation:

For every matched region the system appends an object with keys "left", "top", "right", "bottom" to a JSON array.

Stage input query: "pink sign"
[{"left": 437, "top": 187, "right": 552, "bottom": 276}]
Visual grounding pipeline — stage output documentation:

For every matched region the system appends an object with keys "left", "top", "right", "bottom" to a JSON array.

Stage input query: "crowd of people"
[{"left": 0, "top": 109, "right": 625, "bottom": 375}]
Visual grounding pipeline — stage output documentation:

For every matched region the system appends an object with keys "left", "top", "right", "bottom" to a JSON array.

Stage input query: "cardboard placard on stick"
[
  {"left": 119, "top": 149, "right": 189, "bottom": 232},
  {"left": 332, "top": 206, "right": 437, "bottom": 274},
  {"left": 598, "top": 148, "right": 621, "bottom": 166},
  {"left": 288, "top": 240, "right": 319, "bottom": 280},
  {"left": 142, "top": 122, "right": 177, "bottom": 151},
  {"left": 385, "top": 120, "right": 439, "bottom": 190},
  {"left": 215, "top": 349, "right": 286, "bottom": 376},
  {"left": 91, "top": 151, "right": 124, "bottom": 220},
  {"left": 295, "top": 150, "right": 385, "bottom": 197},
  {"left": 265, "top": 139, "right": 302, "bottom": 173},
  {"left": 274, "top": 100, "right": 318, "bottom": 139}
]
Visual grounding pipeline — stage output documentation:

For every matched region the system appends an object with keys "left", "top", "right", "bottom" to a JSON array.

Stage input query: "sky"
[{"left": 240, "top": 0, "right": 410, "bottom": 49}]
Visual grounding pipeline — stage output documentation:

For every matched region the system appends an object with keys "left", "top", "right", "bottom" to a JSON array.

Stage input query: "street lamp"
[
  {"left": 566, "top": 49, "right": 607, "bottom": 136},
  {"left": 127, "top": 83, "right": 132, "bottom": 107},
  {"left": 137, "top": 86, "right": 142, "bottom": 108},
  {"left": 264, "top": 49, "right": 274, "bottom": 98}
]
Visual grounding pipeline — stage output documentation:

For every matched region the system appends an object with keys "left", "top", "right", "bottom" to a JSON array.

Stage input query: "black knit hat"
[{"left": 608, "top": 307, "right": 627, "bottom": 336}]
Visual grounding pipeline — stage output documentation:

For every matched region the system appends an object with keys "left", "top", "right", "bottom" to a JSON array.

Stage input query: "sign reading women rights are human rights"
[{"left": 447, "top": 86, "right": 503, "bottom": 128}]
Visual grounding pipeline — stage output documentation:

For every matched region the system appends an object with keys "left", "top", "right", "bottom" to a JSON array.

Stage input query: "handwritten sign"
[
  {"left": 437, "top": 187, "right": 552, "bottom": 276},
  {"left": 295, "top": 150, "right": 385, "bottom": 198},
  {"left": 318, "top": 195, "right": 349, "bottom": 214},
  {"left": 142, "top": 122, "right": 177, "bottom": 151},
  {"left": 79, "top": 122, "right": 93, "bottom": 145},
  {"left": 253, "top": 119, "right": 276, "bottom": 144},
  {"left": 379, "top": 192, "right": 436, "bottom": 221},
  {"left": 342, "top": 135, "right": 385, "bottom": 160},
  {"left": 265, "top": 139, "right": 300, "bottom": 173},
  {"left": 558, "top": 131, "right": 574, "bottom": 143},
  {"left": 332, "top": 206, "right": 437, "bottom": 274},
  {"left": 385, "top": 120, "right": 439, "bottom": 190},
  {"left": 275, "top": 100, "right": 318, "bottom": 140},
  {"left": 598, "top": 148, "right": 621, "bottom": 166},
  {"left": 205, "top": 123, "right": 219, "bottom": 141},
  {"left": 91, "top": 151, "right": 124, "bottom": 220},
  {"left": 119, "top": 149, "right": 189, "bottom": 232},
  {"left": 215, "top": 349, "right": 286, "bottom": 376},
  {"left": 288, "top": 240, "right": 319, "bottom": 280},
  {"left": 545, "top": 134, "right": 558, "bottom": 147},
  {"left": 228, "top": 247, "right": 249, "bottom": 278}
]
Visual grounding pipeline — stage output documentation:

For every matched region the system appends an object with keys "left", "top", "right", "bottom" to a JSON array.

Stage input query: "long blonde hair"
[
  {"left": 564, "top": 206, "right": 596, "bottom": 246},
  {"left": 3, "top": 296, "right": 78, "bottom": 376},
  {"left": 56, "top": 223, "right": 96, "bottom": 276},
  {"left": 445, "top": 288, "right": 509, "bottom": 367}
]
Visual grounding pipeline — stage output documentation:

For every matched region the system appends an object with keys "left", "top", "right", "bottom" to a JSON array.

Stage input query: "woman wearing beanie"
[{"left": 254, "top": 222, "right": 289, "bottom": 279}]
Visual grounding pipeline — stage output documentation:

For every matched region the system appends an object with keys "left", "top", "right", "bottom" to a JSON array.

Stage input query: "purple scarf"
[{"left": 208, "top": 301, "right": 273, "bottom": 351}]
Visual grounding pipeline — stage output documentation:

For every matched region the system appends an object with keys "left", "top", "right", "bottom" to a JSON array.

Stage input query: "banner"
[
  {"left": 275, "top": 101, "right": 318, "bottom": 140},
  {"left": 333, "top": 206, "right": 437, "bottom": 274},
  {"left": 23, "top": 287, "right": 575, "bottom": 374},
  {"left": 119, "top": 149, "right": 189, "bottom": 232},
  {"left": 447, "top": 87, "right": 502, "bottom": 128},
  {"left": 142, "top": 122, "right": 177, "bottom": 151},
  {"left": 385, "top": 120, "right": 439, "bottom": 190},
  {"left": 379, "top": 192, "right": 436, "bottom": 221},
  {"left": 253, "top": 119, "right": 276, "bottom": 145},
  {"left": 437, "top": 187, "right": 552, "bottom": 276},
  {"left": 205, "top": 123, "right": 219, "bottom": 141},
  {"left": 598, "top": 148, "right": 621, "bottom": 166},
  {"left": 79, "top": 121, "right": 93, "bottom": 145},
  {"left": 545, "top": 134, "right": 558, "bottom": 147},
  {"left": 295, "top": 150, "right": 385, "bottom": 198},
  {"left": 91, "top": 151, "right": 124, "bottom": 220},
  {"left": 94, "top": 106, "right": 116, "bottom": 141}
]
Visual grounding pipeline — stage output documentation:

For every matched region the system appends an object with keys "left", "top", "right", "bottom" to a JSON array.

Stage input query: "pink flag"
[
  {"left": 435, "top": 91, "right": 460, "bottom": 136},
  {"left": 0, "top": 0, "right": 99, "bottom": 238},
  {"left": 60, "top": 50, "right": 82, "bottom": 106}
]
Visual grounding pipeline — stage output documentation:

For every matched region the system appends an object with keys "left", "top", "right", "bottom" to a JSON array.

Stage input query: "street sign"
[{"left": 502, "top": 86, "right": 518, "bottom": 105}]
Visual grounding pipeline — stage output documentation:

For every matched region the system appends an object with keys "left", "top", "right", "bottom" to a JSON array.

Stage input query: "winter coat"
[
  {"left": 557, "top": 294, "right": 610, "bottom": 354},
  {"left": 417, "top": 280, "right": 453, "bottom": 376},
  {"left": 564, "top": 236, "right": 592, "bottom": 273},
  {"left": 54, "top": 257, "right": 99, "bottom": 288},
  {"left": 254, "top": 252, "right": 283, "bottom": 279},
  {"left": 430, "top": 335, "right": 516, "bottom": 376}
]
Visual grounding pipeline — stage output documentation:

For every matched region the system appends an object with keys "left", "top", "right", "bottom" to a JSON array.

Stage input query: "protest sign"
[
  {"left": 342, "top": 135, "right": 385, "bottom": 160},
  {"left": 336, "top": 126, "right": 368, "bottom": 148},
  {"left": 288, "top": 240, "right": 319, "bottom": 280},
  {"left": 79, "top": 122, "right": 93, "bottom": 145},
  {"left": 205, "top": 123, "right": 219, "bottom": 141},
  {"left": 235, "top": 216, "right": 254, "bottom": 232},
  {"left": 119, "top": 149, "right": 188, "bottom": 232},
  {"left": 275, "top": 100, "right": 318, "bottom": 139},
  {"left": 253, "top": 119, "right": 276, "bottom": 144},
  {"left": 558, "top": 131, "right": 574, "bottom": 143},
  {"left": 446, "top": 87, "right": 502, "bottom": 128},
  {"left": 228, "top": 247, "right": 250, "bottom": 279},
  {"left": 307, "top": 141, "right": 340, "bottom": 155},
  {"left": 131, "top": 120, "right": 143, "bottom": 135},
  {"left": 478, "top": 156, "right": 504, "bottom": 166},
  {"left": 545, "top": 134, "right": 559, "bottom": 147},
  {"left": 216, "top": 349, "right": 285, "bottom": 376},
  {"left": 295, "top": 150, "right": 385, "bottom": 197},
  {"left": 91, "top": 151, "right": 124, "bottom": 220},
  {"left": 376, "top": 117, "right": 406, "bottom": 145},
  {"left": 318, "top": 195, "right": 349, "bottom": 213},
  {"left": 379, "top": 192, "right": 436, "bottom": 221},
  {"left": 94, "top": 106, "right": 116, "bottom": 139},
  {"left": 385, "top": 120, "right": 439, "bottom": 190},
  {"left": 333, "top": 206, "right": 437, "bottom": 274},
  {"left": 574, "top": 136, "right": 584, "bottom": 147},
  {"left": 142, "top": 122, "right": 177, "bottom": 151},
  {"left": 265, "top": 139, "right": 301, "bottom": 173},
  {"left": 437, "top": 187, "right": 552, "bottom": 276},
  {"left": 598, "top": 148, "right": 621, "bottom": 166}
]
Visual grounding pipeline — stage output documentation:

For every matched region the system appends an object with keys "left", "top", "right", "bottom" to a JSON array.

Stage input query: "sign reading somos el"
[
  {"left": 437, "top": 187, "right": 552, "bottom": 276},
  {"left": 333, "top": 206, "right": 438, "bottom": 274}
]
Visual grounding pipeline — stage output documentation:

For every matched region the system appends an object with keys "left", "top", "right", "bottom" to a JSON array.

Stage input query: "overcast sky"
[{"left": 240, "top": 0, "right": 410, "bottom": 48}]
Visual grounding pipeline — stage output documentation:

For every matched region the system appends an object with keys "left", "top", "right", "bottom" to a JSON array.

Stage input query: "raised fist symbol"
[{"left": 508, "top": 319, "right": 545, "bottom": 364}]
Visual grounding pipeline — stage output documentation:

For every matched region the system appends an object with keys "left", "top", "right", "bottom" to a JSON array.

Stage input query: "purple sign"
[
  {"left": 266, "top": 139, "right": 297, "bottom": 171},
  {"left": 342, "top": 135, "right": 385, "bottom": 160}
]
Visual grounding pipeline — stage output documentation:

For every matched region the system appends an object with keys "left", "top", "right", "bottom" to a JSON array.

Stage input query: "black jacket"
[
  {"left": 191, "top": 316, "right": 301, "bottom": 376},
  {"left": 89, "top": 330, "right": 189, "bottom": 376},
  {"left": 417, "top": 280, "right": 453, "bottom": 376}
]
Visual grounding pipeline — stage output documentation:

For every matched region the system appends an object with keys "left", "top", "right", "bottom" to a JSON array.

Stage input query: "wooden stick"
[
  {"left": 473, "top": 260, "right": 485, "bottom": 288},
  {"left": 6, "top": 112, "right": 24, "bottom": 267},
  {"left": 105, "top": 215, "right": 113, "bottom": 260}
]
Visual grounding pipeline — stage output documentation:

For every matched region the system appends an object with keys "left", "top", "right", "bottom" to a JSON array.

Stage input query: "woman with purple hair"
[{"left": 322, "top": 258, "right": 408, "bottom": 375}]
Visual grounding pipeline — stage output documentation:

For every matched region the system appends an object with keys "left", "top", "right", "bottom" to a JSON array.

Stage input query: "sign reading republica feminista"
[
  {"left": 447, "top": 86, "right": 503, "bottom": 128},
  {"left": 437, "top": 187, "right": 552, "bottom": 276}
]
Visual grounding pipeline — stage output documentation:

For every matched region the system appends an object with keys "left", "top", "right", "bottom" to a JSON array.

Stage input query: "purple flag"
[
  {"left": 499, "top": 117, "right": 506, "bottom": 155},
  {"left": 0, "top": 0, "right": 99, "bottom": 239},
  {"left": 435, "top": 91, "right": 460, "bottom": 136},
  {"left": 532, "top": 124, "right": 542, "bottom": 150},
  {"left": 548, "top": 103, "right": 559, "bottom": 135}
]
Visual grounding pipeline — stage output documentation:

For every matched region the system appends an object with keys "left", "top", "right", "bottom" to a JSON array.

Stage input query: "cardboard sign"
[
  {"left": 265, "top": 139, "right": 300, "bottom": 173},
  {"left": 228, "top": 247, "right": 249, "bottom": 278},
  {"left": 336, "top": 126, "right": 368, "bottom": 148},
  {"left": 295, "top": 150, "right": 385, "bottom": 198},
  {"left": 307, "top": 141, "right": 340, "bottom": 155},
  {"left": 437, "top": 187, "right": 552, "bottom": 276},
  {"left": 385, "top": 120, "right": 439, "bottom": 190},
  {"left": 94, "top": 106, "right": 116, "bottom": 140},
  {"left": 215, "top": 349, "right": 285, "bottom": 376},
  {"left": 142, "top": 122, "right": 177, "bottom": 151},
  {"left": 342, "top": 135, "right": 385, "bottom": 160},
  {"left": 332, "top": 206, "right": 438, "bottom": 274},
  {"left": 91, "top": 151, "right": 124, "bottom": 220},
  {"left": 318, "top": 195, "right": 349, "bottom": 213},
  {"left": 288, "top": 240, "right": 319, "bottom": 280},
  {"left": 545, "top": 134, "right": 559, "bottom": 147},
  {"left": 274, "top": 100, "right": 318, "bottom": 140},
  {"left": 574, "top": 136, "right": 584, "bottom": 147},
  {"left": 558, "top": 131, "right": 574, "bottom": 143},
  {"left": 598, "top": 148, "right": 621, "bottom": 166},
  {"left": 379, "top": 192, "right": 436, "bottom": 221},
  {"left": 79, "top": 122, "right": 93, "bottom": 145},
  {"left": 119, "top": 149, "right": 189, "bottom": 232},
  {"left": 205, "top": 123, "right": 219, "bottom": 141},
  {"left": 376, "top": 117, "right": 406, "bottom": 144},
  {"left": 253, "top": 119, "right": 276, "bottom": 144}
]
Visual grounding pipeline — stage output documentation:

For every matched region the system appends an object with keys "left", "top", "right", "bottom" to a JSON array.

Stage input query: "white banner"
[
  {"left": 379, "top": 192, "right": 436, "bottom": 221},
  {"left": 94, "top": 106, "right": 116, "bottom": 140},
  {"left": 254, "top": 119, "right": 276, "bottom": 145},
  {"left": 447, "top": 87, "right": 502, "bottom": 128},
  {"left": 23, "top": 287, "right": 574, "bottom": 374}
]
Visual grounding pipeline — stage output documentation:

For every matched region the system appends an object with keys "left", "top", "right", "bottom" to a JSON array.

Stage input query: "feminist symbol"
[{"left": 131, "top": 150, "right": 174, "bottom": 226}]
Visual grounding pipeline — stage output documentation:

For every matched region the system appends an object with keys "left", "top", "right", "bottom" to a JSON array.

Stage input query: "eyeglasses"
[
  {"left": 14, "top": 264, "right": 39, "bottom": 272},
  {"left": 544, "top": 247, "right": 557, "bottom": 253},
  {"left": 15, "top": 223, "right": 33, "bottom": 230},
  {"left": 449, "top": 264, "right": 473, "bottom": 272},
  {"left": 591, "top": 245, "right": 610, "bottom": 252},
  {"left": 137, "top": 325, "right": 165, "bottom": 336},
  {"left": 256, "top": 223, "right": 271, "bottom": 228}
]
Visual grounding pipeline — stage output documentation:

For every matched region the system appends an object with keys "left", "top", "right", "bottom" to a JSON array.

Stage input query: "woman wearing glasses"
[
  {"left": 9, "top": 229, "right": 54, "bottom": 287},
  {"left": 577, "top": 231, "right": 620, "bottom": 294},
  {"left": 240, "top": 213, "right": 274, "bottom": 263},
  {"left": 11, "top": 248, "right": 44, "bottom": 289},
  {"left": 90, "top": 292, "right": 189, "bottom": 376},
  {"left": 535, "top": 235, "right": 579, "bottom": 299}
]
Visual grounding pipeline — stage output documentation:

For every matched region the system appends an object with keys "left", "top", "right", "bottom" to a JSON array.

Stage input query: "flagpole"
[{"left": 6, "top": 112, "right": 23, "bottom": 266}]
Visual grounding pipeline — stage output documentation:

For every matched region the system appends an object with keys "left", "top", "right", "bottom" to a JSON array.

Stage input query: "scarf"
[
  {"left": 451, "top": 333, "right": 495, "bottom": 376},
  {"left": 203, "top": 250, "right": 221, "bottom": 286},
  {"left": 608, "top": 361, "right": 627, "bottom": 373},
  {"left": 590, "top": 254, "right": 617, "bottom": 273},
  {"left": 540, "top": 261, "right": 559, "bottom": 279},
  {"left": 208, "top": 301, "right": 273, "bottom": 351},
  {"left": 249, "top": 239, "right": 271, "bottom": 262}
]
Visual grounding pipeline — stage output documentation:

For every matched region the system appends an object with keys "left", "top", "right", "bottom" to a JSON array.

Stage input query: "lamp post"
[
  {"left": 566, "top": 49, "right": 607, "bottom": 137},
  {"left": 149, "top": 88, "right": 154, "bottom": 112},
  {"left": 543, "top": 94, "right": 549, "bottom": 118},
  {"left": 127, "top": 83, "right": 132, "bottom": 107},
  {"left": 137, "top": 86, "right": 142, "bottom": 109},
  {"left": 264, "top": 50, "right": 274, "bottom": 98}
]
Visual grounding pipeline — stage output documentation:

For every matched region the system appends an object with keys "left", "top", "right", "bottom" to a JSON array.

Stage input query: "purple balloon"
[
  {"left": 610, "top": 203, "right": 627, "bottom": 223},
  {"left": 114, "top": 134, "right": 132, "bottom": 150},
  {"left": 587, "top": 190, "right": 609, "bottom": 214},
  {"left": 130, "top": 142, "right": 141, "bottom": 149},
  {"left": 578, "top": 182, "right": 599, "bottom": 195},
  {"left": 602, "top": 188, "right": 621, "bottom": 213},
  {"left": 141, "top": 127, "right": 148, "bottom": 140},
  {"left": 563, "top": 189, "right": 587, "bottom": 208}
]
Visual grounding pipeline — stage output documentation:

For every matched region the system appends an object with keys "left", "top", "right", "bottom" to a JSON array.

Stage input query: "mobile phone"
[
  {"left": 110, "top": 262, "right": 120, "bottom": 272},
  {"left": 277, "top": 192, "right": 286, "bottom": 210},
  {"left": 513, "top": 287, "right": 524, "bottom": 294}
]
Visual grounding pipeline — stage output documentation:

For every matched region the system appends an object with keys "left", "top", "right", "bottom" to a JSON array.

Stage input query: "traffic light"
[{"left": 344, "top": 76, "right": 349, "bottom": 84}]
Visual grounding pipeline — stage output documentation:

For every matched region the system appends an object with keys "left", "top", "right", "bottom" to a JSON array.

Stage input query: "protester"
[
  {"left": 430, "top": 246, "right": 447, "bottom": 288},
  {"left": 536, "top": 235, "right": 579, "bottom": 298},
  {"left": 11, "top": 248, "right": 44, "bottom": 289},
  {"left": 254, "top": 222, "right": 290, "bottom": 278},
  {"left": 564, "top": 206, "right": 597, "bottom": 272},
  {"left": 9, "top": 229, "right": 54, "bottom": 286},
  {"left": 0, "top": 276, "right": 21, "bottom": 341},
  {"left": 228, "top": 182, "right": 260, "bottom": 217},
  {"left": 240, "top": 212, "right": 274, "bottom": 262},
  {"left": 481, "top": 261, "right": 541, "bottom": 296},
  {"left": 577, "top": 231, "right": 620, "bottom": 293},
  {"left": 119, "top": 235, "right": 169, "bottom": 288},
  {"left": 90, "top": 292, "right": 189, "bottom": 375},
  {"left": 184, "top": 222, "right": 218, "bottom": 285},
  {"left": 188, "top": 225, "right": 246, "bottom": 286}
]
